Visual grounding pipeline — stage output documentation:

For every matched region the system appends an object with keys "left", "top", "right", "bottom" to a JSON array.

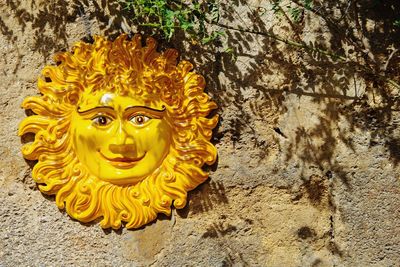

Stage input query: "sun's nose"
[{"left": 108, "top": 122, "right": 136, "bottom": 154}]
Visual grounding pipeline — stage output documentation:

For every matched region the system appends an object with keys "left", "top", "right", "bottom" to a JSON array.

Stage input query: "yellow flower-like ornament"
[{"left": 19, "top": 34, "right": 218, "bottom": 229}]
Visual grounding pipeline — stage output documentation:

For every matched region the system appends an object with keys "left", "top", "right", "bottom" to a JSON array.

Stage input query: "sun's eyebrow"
[
  {"left": 77, "top": 106, "right": 115, "bottom": 115},
  {"left": 124, "top": 105, "right": 166, "bottom": 114}
]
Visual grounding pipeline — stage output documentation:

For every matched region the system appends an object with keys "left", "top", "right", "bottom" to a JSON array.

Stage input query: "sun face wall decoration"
[{"left": 18, "top": 34, "right": 218, "bottom": 229}]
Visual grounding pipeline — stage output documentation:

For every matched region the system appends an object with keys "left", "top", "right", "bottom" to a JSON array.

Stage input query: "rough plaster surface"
[{"left": 0, "top": 0, "right": 399, "bottom": 266}]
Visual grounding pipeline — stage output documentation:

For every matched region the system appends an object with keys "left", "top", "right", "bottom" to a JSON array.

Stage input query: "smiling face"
[{"left": 71, "top": 91, "right": 172, "bottom": 185}]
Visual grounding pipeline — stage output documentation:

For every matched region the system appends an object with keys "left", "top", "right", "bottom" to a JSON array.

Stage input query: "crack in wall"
[{"left": 327, "top": 171, "right": 344, "bottom": 267}]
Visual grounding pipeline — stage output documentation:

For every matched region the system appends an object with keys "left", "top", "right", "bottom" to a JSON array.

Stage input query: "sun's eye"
[
  {"left": 92, "top": 115, "right": 112, "bottom": 127},
  {"left": 130, "top": 114, "right": 151, "bottom": 126}
]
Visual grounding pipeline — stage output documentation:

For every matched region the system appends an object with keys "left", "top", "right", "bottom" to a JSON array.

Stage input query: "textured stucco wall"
[{"left": 0, "top": 1, "right": 399, "bottom": 266}]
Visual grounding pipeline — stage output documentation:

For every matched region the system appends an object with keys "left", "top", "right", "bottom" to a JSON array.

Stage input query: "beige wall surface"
[{"left": 0, "top": 1, "right": 399, "bottom": 266}]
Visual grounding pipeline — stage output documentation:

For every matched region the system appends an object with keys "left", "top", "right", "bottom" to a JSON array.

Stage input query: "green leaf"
[{"left": 119, "top": 0, "right": 222, "bottom": 44}]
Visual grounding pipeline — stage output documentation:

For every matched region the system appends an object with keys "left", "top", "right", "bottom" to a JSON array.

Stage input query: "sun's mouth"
[{"left": 99, "top": 151, "right": 146, "bottom": 169}]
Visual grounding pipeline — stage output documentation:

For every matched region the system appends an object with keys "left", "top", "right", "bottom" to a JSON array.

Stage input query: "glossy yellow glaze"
[
  {"left": 19, "top": 34, "right": 218, "bottom": 229},
  {"left": 71, "top": 92, "right": 172, "bottom": 185}
]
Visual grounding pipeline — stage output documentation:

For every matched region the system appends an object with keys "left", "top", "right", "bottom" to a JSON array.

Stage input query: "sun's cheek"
[
  {"left": 72, "top": 120, "right": 110, "bottom": 156},
  {"left": 90, "top": 126, "right": 115, "bottom": 150},
  {"left": 140, "top": 121, "right": 172, "bottom": 155},
  {"left": 143, "top": 127, "right": 158, "bottom": 149}
]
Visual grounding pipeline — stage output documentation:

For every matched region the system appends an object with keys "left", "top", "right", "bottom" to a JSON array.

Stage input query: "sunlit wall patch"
[{"left": 18, "top": 34, "right": 218, "bottom": 229}]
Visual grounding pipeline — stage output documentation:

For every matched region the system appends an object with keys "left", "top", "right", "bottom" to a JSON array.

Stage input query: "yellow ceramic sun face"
[
  {"left": 18, "top": 34, "right": 218, "bottom": 229},
  {"left": 71, "top": 92, "right": 172, "bottom": 185}
]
